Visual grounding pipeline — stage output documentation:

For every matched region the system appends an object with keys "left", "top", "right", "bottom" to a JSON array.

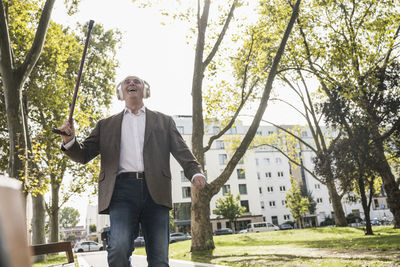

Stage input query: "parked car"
[
  {"left": 247, "top": 222, "right": 279, "bottom": 233},
  {"left": 73, "top": 241, "right": 103, "bottom": 253},
  {"left": 213, "top": 228, "right": 233, "bottom": 236},
  {"left": 279, "top": 223, "right": 293, "bottom": 230},
  {"left": 169, "top": 232, "right": 191, "bottom": 243},
  {"left": 238, "top": 229, "right": 248, "bottom": 234},
  {"left": 370, "top": 219, "right": 381, "bottom": 225},
  {"left": 134, "top": 236, "right": 145, "bottom": 247}
]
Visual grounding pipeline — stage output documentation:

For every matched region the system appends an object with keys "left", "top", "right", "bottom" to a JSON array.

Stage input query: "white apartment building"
[
  {"left": 169, "top": 115, "right": 393, "bottom": 232},
  {"left": 86, "top": 115, "right": 393, "bottom": 233}
]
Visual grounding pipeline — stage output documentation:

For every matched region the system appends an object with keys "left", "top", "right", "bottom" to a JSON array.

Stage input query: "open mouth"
[{"left": 128, "top": 88, "right": 137, "bottom": 92}]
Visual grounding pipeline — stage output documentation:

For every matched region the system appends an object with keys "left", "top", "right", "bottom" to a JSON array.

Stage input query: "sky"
[{"left": 51, "top": 0, "right": 308, "bottom": 225}]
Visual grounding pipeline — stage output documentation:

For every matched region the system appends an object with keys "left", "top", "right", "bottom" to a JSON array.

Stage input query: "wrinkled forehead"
[{"left": 122, "top": 75, "right": 143, "bottom": 83}]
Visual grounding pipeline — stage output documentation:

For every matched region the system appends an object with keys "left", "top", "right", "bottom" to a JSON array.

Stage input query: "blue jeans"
[{"left": 107, "top": 175, "right": 170, "bottom": 267}]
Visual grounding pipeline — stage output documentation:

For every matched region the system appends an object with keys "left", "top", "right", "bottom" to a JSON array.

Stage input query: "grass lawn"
[
  {"left": 33, "top": 254, "right": 78, "bottom": 267},
  {"left": 135, "top": 226, "right": 400, "bottom": 266},
  {"left": 34, "top": 226, "right": 400, "bottom": 266}
]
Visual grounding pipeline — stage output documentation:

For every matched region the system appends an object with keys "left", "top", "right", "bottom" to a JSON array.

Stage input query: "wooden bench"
[{"left": 31, "top": 241, "right": 74, "bottom": 266}]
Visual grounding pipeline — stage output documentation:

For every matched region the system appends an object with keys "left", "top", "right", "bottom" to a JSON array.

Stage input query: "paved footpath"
[{"left": 77, "top": 251, "right": 225, "bottom": 267}]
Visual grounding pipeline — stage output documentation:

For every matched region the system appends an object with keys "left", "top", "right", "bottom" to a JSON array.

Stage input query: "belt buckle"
[{"left": 136, "top": 172, "right": 142, "bottom": 179}]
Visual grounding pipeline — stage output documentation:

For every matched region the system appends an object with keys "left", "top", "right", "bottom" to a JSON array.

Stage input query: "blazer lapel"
[
  {"left": 112, "top": 111, "right": 124, "bottom": 153},
  {"left": 144, "top": 107, "right": 155, "bottom": 146}
]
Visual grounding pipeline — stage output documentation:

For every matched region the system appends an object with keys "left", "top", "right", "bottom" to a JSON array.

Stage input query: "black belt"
[{"left": 118, "top": 172, "right": 145, "bottom": 179}]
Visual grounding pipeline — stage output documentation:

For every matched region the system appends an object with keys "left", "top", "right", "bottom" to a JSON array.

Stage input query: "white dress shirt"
[{"left": 118, "top": 106, "right": 146, "bottom": 173}]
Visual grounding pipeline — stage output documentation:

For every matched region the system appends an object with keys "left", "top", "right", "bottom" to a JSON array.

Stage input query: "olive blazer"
[{"left": 63, "top": 108, "right": 203, "bottom": 214}]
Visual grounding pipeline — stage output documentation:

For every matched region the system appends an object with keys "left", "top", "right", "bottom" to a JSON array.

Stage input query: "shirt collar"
[{"left": 124, "top": 106, "right": 146, "bottom": 115}]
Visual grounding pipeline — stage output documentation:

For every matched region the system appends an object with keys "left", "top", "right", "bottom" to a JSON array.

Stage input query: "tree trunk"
[
  {"left": 50, "top": 182, "right": 60, "bottom": 242},
  {"left": 325, "top": 178, "right": 347, "bottom": 226},
  {"left": 32, "top": 194, "right": 46, "bottom": 262},
  {"left": 3, "top": 81, "right": 25, "bottom": 179},
  {"left": 372, "top": 141, "right": 400, "bottom": 228},
  {"left": 190, "top": 188, "right": 214, "bottom": 251},
  {"left": 357, "top": 175, "right": 373, "bottom": 235},
  {"left": 190, "top": 0, "right": 212, "bottom": 251},
  {"left": 190, "top": 0, "right": 301, "bottom": 251}
]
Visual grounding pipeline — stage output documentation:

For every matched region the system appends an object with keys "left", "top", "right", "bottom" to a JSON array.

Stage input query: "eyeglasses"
[{"left": 123, "top": 78, "right": 142, "bottom": 85}]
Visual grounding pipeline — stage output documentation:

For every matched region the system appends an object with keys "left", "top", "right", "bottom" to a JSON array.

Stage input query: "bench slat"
[{"left": 31, "top": 241, "right": 74, "bottom": 263}]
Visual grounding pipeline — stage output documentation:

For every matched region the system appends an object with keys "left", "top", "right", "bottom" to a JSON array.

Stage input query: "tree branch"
[
  {"left": 269, "top": 97, "right": 307, "bottom": 118},
  {"left": 203, "top": 35, "right": 257, "bottom": 153},
  {"left": 377, "top": 118, "right": 400, "bottom": 142},
  {"left": 209, "top": 0, "right": 302, "bottom": 194},
  {"left": 202, "top": 0, "right": 236, "bottom": 70},
  {"left": 16, "top": 0, "right": 56, "bottom": 82},
  {"left": 0, "top": 0, "right": 14, "bottom": 76},
  {"left": 255, "top": 143, "right": 323, "bottom": 183},
  {"left": 264, "top": 119, "right": 317, "bottom": 153}
]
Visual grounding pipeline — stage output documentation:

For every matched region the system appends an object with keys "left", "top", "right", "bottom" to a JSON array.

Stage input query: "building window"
[
  {"left": 177, "top": 126, "right": 184, "bottom": 134},
  {"left": 348, "top": 195, "right": 357, "bottom": 202},
  {"left": 269, "top": 201, "right": 276, "bottom": 207},
  {"left": 267, "top": 186, "right": 273, "bottom": 192},
  {"left": 268, "top": 131, "right": 274, "bottom": 135},
  {"left": 257, "top": 130, "right": 263, "bottom": 135},
  {"left": 173, "top": 202, "right": 191, "bottom": 220},
  {"left": 213, "top": 126, "right": 219, "bottom": 134},
  {"left": 282, "top": 200, "right": 287, "bottom": 206},
  {"left": 240, "top": 200, "right": 249, "bottom": 212},
  {"left": 181, "top": 171, "right": 187, "bottom": 182},
  {"left": 230, "top": 127, "right": 237, "bottom": 134},
  {"left": 222, "top": 185, "right": 230, "bottom": 195},
  {"left": 263, "top": 158, "right": 270, "bottom": 164},
  {"left": 216, "top": 140, "right": 225, "bottom": 149},
  {"left": 279, "top": 186, "right": 286, "bottom": 192},
  {"left": 259, "top": 187, "right": 262, "bottom": 194},
  {"left": 217, "top": 222, "right": 221, "bottom": 229},
  {"left": 315, "top": 184, "right": 320, "bottom": 189},
  {"left": 284, "top": 214, "right": 290, "bottom": 220},
  {"left": 263, "top": 216, "right": 266, "bottom": 222},
  {"left": 182, "top": 187, "right": 191, "bottom": 198},
  {"left": 239, "top": 184, "right": 248, "bottom": 195},
  {"left": 317, "top": 198, "right": 323, "bottom": 203},
  {"left": 219, "top": 154, "right": 227, "bottom": 165},
  {"left": 265, "top": 172, "right": 272, "bottom": 178},
  {"left": 255, "top": 158, "right": 259, "bottom": 165},
  {"left": 261, "top": 201, "right": 265, "bottom": 209},
  {"left": 237, "top": 169, "right": 246, "bottom": 179},
  {"left": 275, "top": 158, "right": 282, "bottom": 164},
  {"left": 271, "top": 216, "right": 278, "bottom": 225},
  {"left": 257, "top": 172, "right": 260, "bottom": 180},
  {"left": 301, "top": 131, "right": 308, "bottom": 137},
  {"left": 277, "top": 171, "right": 284, "bottom": 177},
  {"left": 374, "top": 199, "right": 379, "bottom": 208}
]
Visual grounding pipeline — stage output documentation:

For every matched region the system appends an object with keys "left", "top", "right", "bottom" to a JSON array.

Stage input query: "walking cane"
[{"left": 52, "top": 20, "right": 95, "bottom": 136}]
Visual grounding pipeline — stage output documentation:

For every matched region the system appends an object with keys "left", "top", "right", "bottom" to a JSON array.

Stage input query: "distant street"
[{"left": 77, "top": 251, "right": 225, "bottom": 267}]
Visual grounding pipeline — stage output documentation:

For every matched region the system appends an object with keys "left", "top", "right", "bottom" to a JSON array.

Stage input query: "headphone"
[{"left": 115, "top": 76, "right": 151, "bottom": 100}]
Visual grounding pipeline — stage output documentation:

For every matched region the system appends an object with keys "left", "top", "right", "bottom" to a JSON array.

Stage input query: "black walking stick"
[{"left": 53, "top": 20, "right": 95, "bottom": 136}]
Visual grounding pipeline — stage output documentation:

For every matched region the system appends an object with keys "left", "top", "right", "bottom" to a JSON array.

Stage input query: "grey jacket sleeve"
[
  {"left": 168, "top": 117, "right": 203, "bottom": 180},
  {"left": 62, "top": 120, "right": 102, "bottom": 164}
]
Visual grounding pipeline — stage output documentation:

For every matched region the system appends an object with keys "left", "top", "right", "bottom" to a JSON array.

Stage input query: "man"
[{"left": 57, "top": 75, "right": 206, "bottom": 267}]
